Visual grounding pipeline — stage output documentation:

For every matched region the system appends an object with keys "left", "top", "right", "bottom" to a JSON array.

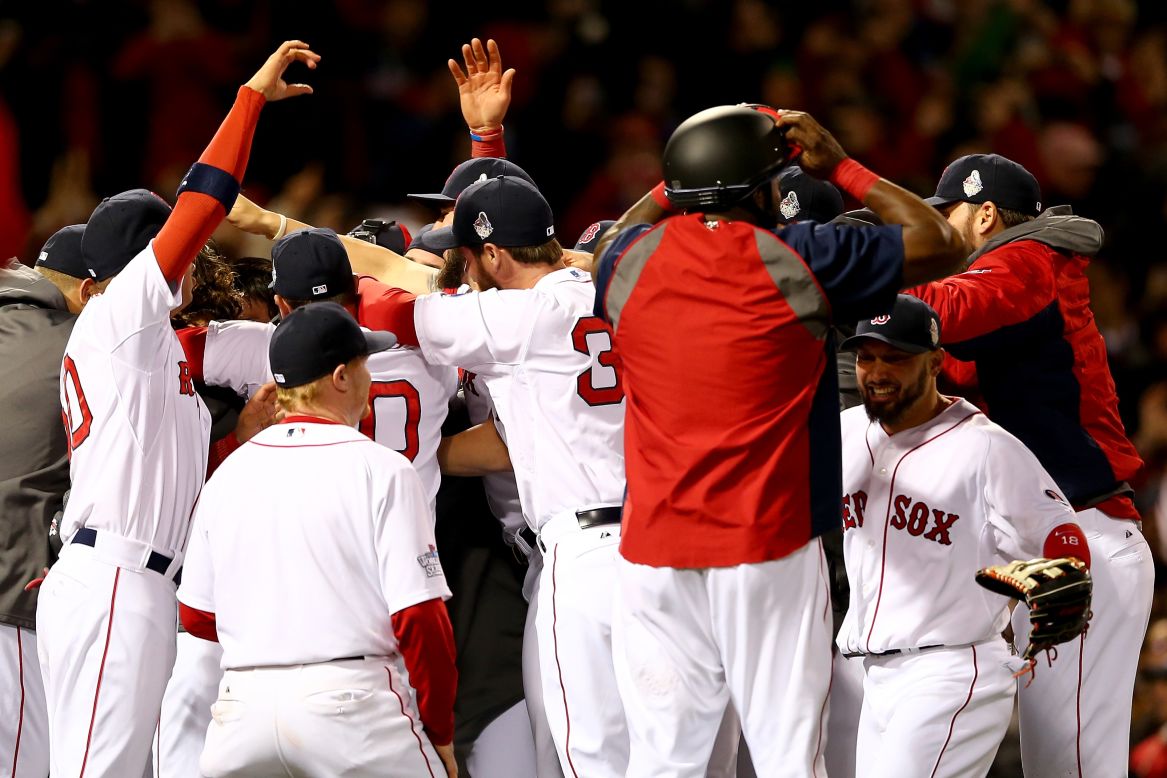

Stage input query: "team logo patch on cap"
[
  {"left": 312, "top": 284, "right": 328, "bottom": 296},
  {"left": 38, "top": 251, "right": 48, "bottom": 263},
  {"left": 473, "top": 211, "right": 494, "bottom": 240},
  {"left": 929, "top": 318, "right": 940, "bottom": 346},
  {"left": 870, "top": 315, "right": 891, "bottom": 325},
  {"left": 273, "top": 372, "right": 286, "bottom": 384},
  {"left": 578, "top": 222, "right": 602, "bottom": 244},
  {"left": 779, "top": 191, "right": 801, "bottom": 220},
  {"left": 963, "top": 169, "right": 984, "bottom": 197},
  {"left": 416, "top": 544, "right": 443, "bottom": 578}
]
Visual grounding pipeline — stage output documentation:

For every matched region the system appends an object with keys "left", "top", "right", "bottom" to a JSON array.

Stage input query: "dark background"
[{"left": 5, "top": 0, "right": 1167, "bottom": 771}]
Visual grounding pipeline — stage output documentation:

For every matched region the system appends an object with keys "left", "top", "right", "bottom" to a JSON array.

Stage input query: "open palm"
[{"left": 448, "top": 38, "right": 515, "bottom": 132}]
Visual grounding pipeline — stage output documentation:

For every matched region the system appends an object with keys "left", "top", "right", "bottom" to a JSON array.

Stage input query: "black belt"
[
  {"left": 72, "top": 527, "right": 182, "bottom": 584},
  {"left": 843, "top": 643, "right": 943, "bottom": 659},
  {"left": 576, "top": 506, "right": 622, "bottom": 529}
]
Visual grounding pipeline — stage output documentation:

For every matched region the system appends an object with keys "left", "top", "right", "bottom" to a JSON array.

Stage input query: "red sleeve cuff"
[
  {"left": 1044, "top": 523, "right": 1090, "bottom": 568},
  {"left": 179, "top": 602, "right": 219, "bottom": 642},
  {"left": 470, "top": 126, "right": 506, "bottom": 158}
]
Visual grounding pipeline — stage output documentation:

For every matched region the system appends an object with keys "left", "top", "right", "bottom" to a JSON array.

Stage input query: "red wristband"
[
  {"left": 470, "top": 126, "right": 506, "bottom": 159},
  {"left": 650, "top": 181, "right": 675, "bottom": 211},
  {"left": 829, "top": 158, "right": 880, "bottom": 202}
]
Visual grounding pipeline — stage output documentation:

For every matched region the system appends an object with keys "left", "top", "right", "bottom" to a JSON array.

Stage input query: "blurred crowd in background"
[{"left": 5, "top": 0, "right": 1167, "bottom": 771}]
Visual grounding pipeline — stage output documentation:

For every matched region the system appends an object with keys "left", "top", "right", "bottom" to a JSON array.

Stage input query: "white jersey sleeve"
[
  {"left": 413, "top": 290, "right": 546, "bottom": 375},
  {"left": 204, "top": 320, "right": 275, "bottom": 397},
  {"left": 981, "top": 428, "right": 1078, "bottom": 561},
  {"left": 372, "top": 454, "right": 453, "bottom": 615},
  {"left": 84, "top": 242, "right": 182, "bottom": 361}
]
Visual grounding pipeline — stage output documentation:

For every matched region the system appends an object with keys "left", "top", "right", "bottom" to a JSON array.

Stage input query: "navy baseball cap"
[
  {"left": 775, "top": 166, "right": 845, "bottom": 225},
  {"left": 840, "top": 295, "right": 942, "bottom": 353},
  {"left": 925, "top": 154, "right": 1042, "bottom": 217},
  {"left": 425, "top": 176, "right": 556, "bottom": 251},
  {"left": 81, "top": 189, "right": 172, "bottom": 281},
  {"left": 269, "top": 228, "right": 354, "bottom": 300},
  {"left": 269, "top": 301, "right": 396, "bottom": 388},
  {"left": 36, "top": 224, "right": 89, "bottom": 280},
  {"left": 573, "top": 220, "right": 617, "bottom": 253},
  {"left": 408, "top": 157, "right": 537, "bottom": 206}
]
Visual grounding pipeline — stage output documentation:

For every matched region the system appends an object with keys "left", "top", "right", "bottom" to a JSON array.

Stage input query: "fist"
[{"left": 773, "top": 111, "right": 847, "bottom": 179}]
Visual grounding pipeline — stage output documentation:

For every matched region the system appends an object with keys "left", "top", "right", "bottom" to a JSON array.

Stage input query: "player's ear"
[
  {"left": 482, "top": 243, "right": 500, "bottom": 266},
  {"left": 928, "top": 348, "right": 945, "bottom": 377},
  {"left": 273, "top": 295, "right": 293, "bottom": 317},
  {"left": 331, "top": 362, "right": 349, "bottom": 392},
  {"left": 977, "top": 202, "right": 998, "bottom": 236},
  {"left": 79, "top": 277, "right": 100, "bottom": 305}
]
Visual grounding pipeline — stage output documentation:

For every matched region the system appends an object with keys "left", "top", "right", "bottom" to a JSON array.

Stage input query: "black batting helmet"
[{"left": 662, "top": 105, "right": 795, "bottom": 210}]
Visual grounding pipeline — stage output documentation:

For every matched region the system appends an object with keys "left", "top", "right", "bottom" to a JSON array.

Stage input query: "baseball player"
[
  {"left": 911, "top": 153, "right": 1154, "bottom": 776},
  {"left": 591, "top": 105, "right": 965, "bottom": 776},
  {"left": 177, "top": 301, "right": 458, "bottom": 778},
  {"left": 837, "top": 294, "right": 1090, "bottom": 777},
  {"left": 36, "top": 41, "right": 318, "bottom": 775},
  {"left": 0, "top": 226, "right": 93, "bottom": 778},
  {"left": 369, "top": 175, "right": 630, "bottom": 777}
]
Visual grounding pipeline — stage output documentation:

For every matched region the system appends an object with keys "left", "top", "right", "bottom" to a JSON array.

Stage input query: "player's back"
[
  {"left": 192, "top": 421, "right": 431, "bottom": 668},
  {"left": 60, "top": 247, "right": 209, "bottom": 553}
]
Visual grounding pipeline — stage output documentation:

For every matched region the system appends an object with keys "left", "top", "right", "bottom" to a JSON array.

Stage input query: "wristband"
[
  {"left": 469, "top": 126, "right": 503, "bottom": 142},
  {"left": 176, "top": 162, "right": 241, "bottom": 213},
  {"left": 829, "top": 158, "right": 880, "bottom": 202},
  {"left": 470, "top": 125, "right": 506, "bottom": 159},
  {"left": 272, "top": 213, "right": 288, "bottom": 241},
  {"left": 650, "top": 181, "right": 675, "bottom": 211}
]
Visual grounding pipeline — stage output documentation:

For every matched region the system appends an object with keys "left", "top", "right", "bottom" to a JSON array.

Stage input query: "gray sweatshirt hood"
[
  {"left": 0, "top": 258, "right": 70, "bottom": 311},
  {"left": 969, "top": 205, "right": 1104, "bottom": 264}
]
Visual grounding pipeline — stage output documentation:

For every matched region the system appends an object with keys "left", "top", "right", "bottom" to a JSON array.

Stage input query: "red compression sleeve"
[
  {"left": 357, "top": 277, "right": 419, "bottom": 346},
  {"left": 470, "top": 126, "right": 506, "bottom": 158},
  {"left": 154, "top": 86, "right": 266, "bottom": 283},
  {"left": 650, "top": 181, "right": 677, "bottom": 212},
  {"left": 1044, "top": 523, "right": 1091, "bottom": 568},
  {"left": 175, "top": 326, "right": 208, "bottom": 382},
  {"left": 391, "top": 598, "right": 457, "bottom": 746},
  {"left": 179, "top": 603, "right": 219, "bottom": 642},
  {"left": 829, "top": 158, "right": 880, "bottom": 202}
]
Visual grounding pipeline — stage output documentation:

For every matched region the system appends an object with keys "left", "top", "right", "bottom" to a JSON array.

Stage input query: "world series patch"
[{"left": 416, "top": 545, "right": 443, "bottom": 578}]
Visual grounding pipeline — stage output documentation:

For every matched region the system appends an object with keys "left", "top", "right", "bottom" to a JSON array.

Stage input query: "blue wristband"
[{"left": 176, "top": 163, "right": 241, "bottom": 212}]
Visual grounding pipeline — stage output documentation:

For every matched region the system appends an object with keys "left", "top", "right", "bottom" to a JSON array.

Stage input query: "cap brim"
[
  {"left": 923, "top": 196, "right": 958, "bottom": 209},
  {"left": 406, "top": 193, "right": 456, "bottom": 205},
  {"left": 422, "top": 226, "right": 463, "bottom": 251},
  {"left": 838, "top": 332, "right": 933, "bottom": 353},
  {"left": 363, "top": 330, "right": 398, "bottom": 353}
]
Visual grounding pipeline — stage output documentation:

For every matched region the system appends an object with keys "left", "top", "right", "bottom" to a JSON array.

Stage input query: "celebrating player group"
[{"left": 0, "top": 30, "right": 1152, "bottom": 778}]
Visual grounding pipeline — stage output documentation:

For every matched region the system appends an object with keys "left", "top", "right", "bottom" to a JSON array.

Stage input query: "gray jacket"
[{"left": 0, "top": 261, "right": 76, "bottom": 629}]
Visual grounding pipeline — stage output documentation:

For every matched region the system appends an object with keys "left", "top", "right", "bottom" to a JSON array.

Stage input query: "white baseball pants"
[
  {"left": 521, "top": 549, "right": 565, "bottom": 778},
  {"left": 856, "top": 640, "right": 1021, "bottom": 778},
  {"left": 1012, "top": 508, "right": 1154, "bottom": 777},
  {"left": 36, "top": 541, "right": 177, "bottom": 778},
  {"left": 154, "top": 630, "right": 223, "bottom": 778},
  {"left": 464, "top": 700, "right": 538, "bottom": 778},
  {"left": 199, "top": 658, "right": 442, "bottom": 778},
  {"left": 612, "top": 540, "right": 834, "bottom": 778},
  {"left": 825, "top": 651, "right": 865, "bottom": 778},
  {"left": 535, "top": 513, "right": 628, "bottom": 777},
  {"left": 0, "top": 623, "right": 48, "bottom": 778}
]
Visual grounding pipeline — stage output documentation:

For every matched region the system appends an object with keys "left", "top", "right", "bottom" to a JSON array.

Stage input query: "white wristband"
[{"left": 272, "top": 213, "right": 288, "bottom": 240}]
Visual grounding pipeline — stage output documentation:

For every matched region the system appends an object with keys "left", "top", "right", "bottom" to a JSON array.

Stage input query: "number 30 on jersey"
[{"left": 572, "top": 316, "right": 623, "bottom": 407}]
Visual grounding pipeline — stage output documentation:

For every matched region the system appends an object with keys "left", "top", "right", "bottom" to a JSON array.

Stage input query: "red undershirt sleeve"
[
  {"left": 391, "top": 598, "right": 457, "bottom": 746},
  {"left": 1043, "top": 523, "right": 1091, "bottom": 568},
  {"left": 154, "top": 86, "right": 266, "bottom": 284},
  {"left": 357, "top": 277, "right": 419, "bottom": 346},
  {"left": 179, "top": 602, "right": 219, "bottom": 642},
  {"left": 175, "top": 326, "right": 208, "bottom": 382},
  {"left": 470, "top": 127, "right": 506, "bottom": 158}
]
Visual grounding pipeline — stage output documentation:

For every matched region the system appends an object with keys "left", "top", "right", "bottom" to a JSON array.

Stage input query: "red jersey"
[{"left": 595, "top": 214, "right": 903, "bottom": 567}]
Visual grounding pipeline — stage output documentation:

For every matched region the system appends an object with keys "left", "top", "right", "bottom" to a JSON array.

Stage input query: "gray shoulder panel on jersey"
[
  {"left": 754, "top": 230, "right": 830, "bottom": 340},
  {"left": 604, "top": 225, "right": 667, "bottom": 331}
]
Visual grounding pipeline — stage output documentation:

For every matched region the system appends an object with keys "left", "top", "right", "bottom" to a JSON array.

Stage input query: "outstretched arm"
[
  {"left": 448, "top": 37, "right": 513, "bottom": 158},
  {"left": 154, "top": 41, "right": 319, "bottom": 285},
  {"left": 226, "top": 194, "right": 437, "bottom": 295}
]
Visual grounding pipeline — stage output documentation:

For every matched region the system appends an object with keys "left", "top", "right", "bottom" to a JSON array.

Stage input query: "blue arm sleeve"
[
  {"left": 777, "top": 222, "right": 905, "bottom": 322},
  {"left": 593, "top": 223, "right": 654, "bottom": 322}
]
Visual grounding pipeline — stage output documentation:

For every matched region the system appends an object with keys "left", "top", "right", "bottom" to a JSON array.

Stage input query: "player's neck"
[
  {"left": 880, "top": 391, "right": 952, "bottom": 437},
  {"left": 282, "top": 404, "right": 355, "bottom": 428}
]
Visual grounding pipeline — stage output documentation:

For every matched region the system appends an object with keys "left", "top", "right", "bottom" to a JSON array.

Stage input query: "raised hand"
[
  {"left": 773, "top": 110, "right": 847, "bottom": 179},
  {"left": 245, "top": 40, "right": 321, "bottom": 102},
  {"left": 447, "top": 38, "right": 515, "bottom": 133}
]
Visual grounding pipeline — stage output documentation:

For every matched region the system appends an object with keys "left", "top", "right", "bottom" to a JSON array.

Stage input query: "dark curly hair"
[{"left": 171, "top": 242, "right": 244, "bottom": 328}]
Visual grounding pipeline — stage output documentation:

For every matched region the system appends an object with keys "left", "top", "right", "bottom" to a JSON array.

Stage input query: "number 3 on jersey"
[
  {"left": 358, "top": 380, "right": 422, "bottom": 460},
  {"left": 572, "top": 316, "right": 624, "bottom": 406},
  {"left": 61, "top": 354, "right": 94, "bottom": 452}
]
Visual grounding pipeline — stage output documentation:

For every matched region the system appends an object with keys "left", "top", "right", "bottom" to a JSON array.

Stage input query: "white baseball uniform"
[
  {"left": 39, "top": 243, "right": 206, "bottom": 776},
  {"left": 412, "top": 267, "right": 629, "bottom": 777},
  {"left": 837, "top": 398, "right": 1081, "bottom": 777},
  {"left": 0, "top": 623, "right": 48, "bottom": 778},
  {"left": 177, "top": 418, "right": 452, "bottom": 777}
]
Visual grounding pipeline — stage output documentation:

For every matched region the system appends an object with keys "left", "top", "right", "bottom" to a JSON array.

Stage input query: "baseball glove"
[{"left": 975, "top": 557, "right": 1092, "bottom": 662}]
